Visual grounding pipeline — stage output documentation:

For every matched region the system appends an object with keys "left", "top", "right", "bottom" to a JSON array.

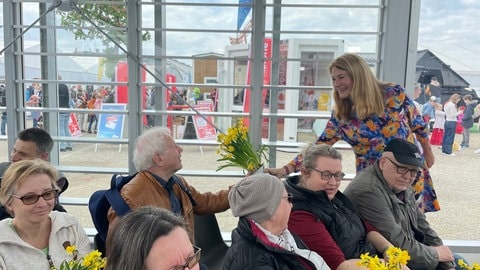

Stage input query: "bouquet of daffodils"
[
  {"left": 458, "top": 259, "right": 480, "bottom": 270},
  {"left": 357, "top": 246, "right": 410, "bottom": 270},
  {"left": 216, "top": 119, "right": 268, "bottom": 174},
  {"left": 51, "top": 245, "right": 106, "bottom": 270}
]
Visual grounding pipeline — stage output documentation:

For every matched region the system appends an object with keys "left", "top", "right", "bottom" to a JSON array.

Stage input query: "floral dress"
[{"left": 291, "top": 85, "right": 440, "bottom": 212}]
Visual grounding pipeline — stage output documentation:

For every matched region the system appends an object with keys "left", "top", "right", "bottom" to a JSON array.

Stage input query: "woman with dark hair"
[{"left": 106, "top": 206, "right": 200, "bottom": 270}]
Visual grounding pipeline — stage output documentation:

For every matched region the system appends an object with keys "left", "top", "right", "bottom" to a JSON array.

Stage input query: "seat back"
[{"left": 194, "top": 214, "right": 229, "bottom": 270}]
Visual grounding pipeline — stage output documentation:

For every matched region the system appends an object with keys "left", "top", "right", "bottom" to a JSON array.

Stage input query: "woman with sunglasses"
[
  {"left": 0, "top": 159, "right": 90, "bottom": 270},
  {"left": 285, "top": 144, "right": 395, "bottom": 270},
  {"left": 106, "top": 206, "right": 201, "bottom": 270},
  {"left": 224, "top": 173, "right": 331, "bottom": 270}
]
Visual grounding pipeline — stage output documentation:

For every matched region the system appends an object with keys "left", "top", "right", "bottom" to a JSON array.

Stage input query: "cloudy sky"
[
  {"left": 418, "top": 0, "right": 480, "bottom": 72},
  {"left": 1, "top": 1, "right": 479, "bottom": 74}
]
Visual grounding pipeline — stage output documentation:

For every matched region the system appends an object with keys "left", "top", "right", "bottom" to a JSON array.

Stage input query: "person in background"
[
  {"left": 106, "top": 206, "right": 200, "bottom": 270},
  {"left": 0, "top": 111, "right": 6, "bottom": 136},
  {"left": 192, "top": 87, "right": 201, "bottom": 104},
  {"left": 58, "top": 75, "right": 73, "bottom": 152},
  {"left": 412, "top": 85, "right": 423, "bottom": 112},
  {"left": 0, "top": 128, "right": 69, "bottom": 220},
  {"left": 441, "top": 93, "right": 463, "bottom": 156},
  {"left": 425, "top": 77, "right": 442, "bottom": 104},
  {"left": 286, "top": 144, "right": 394, "bottom": 270},
  {"left": 0, "top": 159, "right": 90, "bottom": 269},
  {"left": 422, "top": 96, "right": 437, "bottom": 131},
  {"left": 430, "top": 103, "right": 445, "bottom": 146},
  {"left": 268, "top": 53, "right": 439, "bottom": 213},
  {"left": 455, "top": 106, "right": 465, "bottom": 135},
  {"left": 106, "top": 127, "right": 230, "bottom": 246},
  {"left": 26, "top": 94, "right": 41, "bottom": 128},
  {"left": 223, "top": 173, "right": 331, "bottom": 270},
  {"left": 460, "top": 94, "right": 478, "bottom": 149},
  {"left": 0, "top": 84, "right": 6, "bottom": 136},
  {"left": 87, "top": 91, "right": 102, "bottom": 134},
  {"left": 344, "top": 139, "right": 458, "bottom": 270},
  {"left": 76, "top": 91, "right": 87, "bottom": 132}
]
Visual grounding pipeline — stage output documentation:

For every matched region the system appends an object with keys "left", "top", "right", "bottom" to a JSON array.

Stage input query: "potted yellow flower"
[
  {"left": 216, "top": 119, "right": 268, "bottom": 174},
  {"left": 357, "top": 246, "right": 410, "bottom": 270},
  {"left": 51, "top": 244, "right": 107, "bottom": 270}
]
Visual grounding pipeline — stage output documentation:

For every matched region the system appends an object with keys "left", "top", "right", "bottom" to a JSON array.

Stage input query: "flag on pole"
[{"left": 237, "top": 0, "right": 252, "bottom": 30}]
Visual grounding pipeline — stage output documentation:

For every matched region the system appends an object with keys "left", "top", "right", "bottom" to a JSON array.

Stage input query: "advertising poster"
[
  {"left": 68, "top": 113, "right": 82, "bottom": 137},
  {"left": 192, "top": 106, "right": 216, "bottom": 140},
  {"left": 97, "top": 104, "right": 126, "bottom": 139}
]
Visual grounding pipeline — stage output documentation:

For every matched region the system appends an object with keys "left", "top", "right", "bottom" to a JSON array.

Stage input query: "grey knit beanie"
[{"left": 228, "top": 173, "right": 285, "bottom": 223}]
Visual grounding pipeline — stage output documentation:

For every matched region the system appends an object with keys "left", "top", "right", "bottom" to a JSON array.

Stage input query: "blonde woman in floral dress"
[{"left": 269, "top": 53, "right": 439, "bottom": 213}]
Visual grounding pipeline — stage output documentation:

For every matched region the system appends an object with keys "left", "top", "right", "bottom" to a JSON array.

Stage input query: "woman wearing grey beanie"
[{"left": 222, "top": 173, "right": 330, "bottom": 270}]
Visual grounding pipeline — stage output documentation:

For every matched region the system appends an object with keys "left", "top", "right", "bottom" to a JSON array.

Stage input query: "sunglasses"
[
  {"left": 11, "top": 189, "right": 58, "bottom": 205},
  {"left": 170, "top": 245, "right": 201, "bottom": 270}
]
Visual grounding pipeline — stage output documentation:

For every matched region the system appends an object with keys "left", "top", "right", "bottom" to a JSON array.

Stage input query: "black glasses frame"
[
  {"left": 282, "top": 193, "right": 293, "bottom": 203},
  {"left": 310, "top": 168, "right": 345, "bottom": 182},
  {"left": 170, "top": 245, "right": 202, "bottom": 270},
  {"left": 384, "top": 157, "right": 419, "bottom": 177},
  {"left": 11, "top": 189, "right": 58, "bottom": 205}
]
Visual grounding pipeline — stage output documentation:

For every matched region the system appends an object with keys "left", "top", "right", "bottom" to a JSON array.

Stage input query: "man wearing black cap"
[{"left": 344, "top": 138, "right": 456, "bottom": 270}]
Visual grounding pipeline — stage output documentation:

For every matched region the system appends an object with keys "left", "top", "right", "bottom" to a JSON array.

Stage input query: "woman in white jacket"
[{"left": 0, "top": 159, "right": 90, "bottom": 270}]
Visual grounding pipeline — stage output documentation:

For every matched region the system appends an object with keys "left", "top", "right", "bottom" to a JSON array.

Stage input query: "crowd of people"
[{"left": 0, "top": 53, "right": 477, "bottom": 269}]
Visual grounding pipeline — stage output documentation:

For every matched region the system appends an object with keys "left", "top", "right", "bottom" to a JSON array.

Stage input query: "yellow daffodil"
[
  {"left": 50, "top": 245, "right": 107, "bottom": 270},
  {"left": 458, "top": 259, "right": 480, "bottom": 270},
  {"left": 357, "top": 247, "right": 410, "bottom": 270},
  {"left": 217, "top": 119, "right": 268, "bottom": 174}
]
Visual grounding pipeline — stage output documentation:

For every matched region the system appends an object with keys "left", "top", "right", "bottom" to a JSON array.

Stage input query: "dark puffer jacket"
[
  {"left": 222, "top": 217, "right": 316, "bottom": 270},
  {"left": 285, "top": 175, "right": 376, "bottom": 260}
]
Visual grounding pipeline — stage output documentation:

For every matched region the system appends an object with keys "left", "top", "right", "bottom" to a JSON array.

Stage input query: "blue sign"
[{"left": 97, "top": 103, "right": 126, "bottom": 139}]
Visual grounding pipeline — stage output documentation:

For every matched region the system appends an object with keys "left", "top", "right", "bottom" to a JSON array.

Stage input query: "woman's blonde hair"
[
  {"left": 0, "top": 159, "right": 58, "bottom": 206},
  {"left": 449, "top": 93, "right": 461, "bottom": 103},
  {"left": 329, "top": 53, "right": 393, "bottom": 120}
]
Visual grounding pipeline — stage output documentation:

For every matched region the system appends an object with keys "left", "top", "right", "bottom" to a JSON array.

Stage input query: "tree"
[{"left": 57, "top": 1, "right": 151, "bottom": 79}]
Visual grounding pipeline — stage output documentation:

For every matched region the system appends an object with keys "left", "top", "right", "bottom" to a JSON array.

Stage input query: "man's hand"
[{"left": 434, "top": 245, "right": 454, "bottom": 262}]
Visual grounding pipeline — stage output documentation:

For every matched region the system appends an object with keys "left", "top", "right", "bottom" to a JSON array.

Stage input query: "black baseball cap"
[{"left": 384, "top": 139, "right": 425, "bottom": 169}]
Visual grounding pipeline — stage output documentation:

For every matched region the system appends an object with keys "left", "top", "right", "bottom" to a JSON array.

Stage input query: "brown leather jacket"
[{"left": 107, "top": 171, "right": 230, "bottom": 243}]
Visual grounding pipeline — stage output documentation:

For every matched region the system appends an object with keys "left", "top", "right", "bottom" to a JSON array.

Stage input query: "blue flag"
[{"left": 237, "top": 0, "right": 252, "bottom": 30}]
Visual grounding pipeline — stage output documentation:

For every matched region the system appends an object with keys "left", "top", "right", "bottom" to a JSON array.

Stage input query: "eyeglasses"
[
  {"left": 170, "top": 245, "right": 201, "bottom": 270},
  {"left": 11, "top": 189, "right": 58, "bottom": 205},
  {"left": 282, "top": 193, "right": 293, "bottom": 203},
  {"left": 384, "top": 157, "right": 419, "bottom": 177},
  {"left": 310, "top": 168, "right": 345, "bottom": 182}
]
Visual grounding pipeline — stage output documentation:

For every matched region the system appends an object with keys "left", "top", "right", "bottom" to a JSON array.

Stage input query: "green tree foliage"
[{"left": 57, "top": 1, "right": 151, "bottom": 79}]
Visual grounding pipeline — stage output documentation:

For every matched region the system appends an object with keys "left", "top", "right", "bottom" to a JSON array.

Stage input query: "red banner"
[
  {"left": 68, "top": 113, "right": 82, "bottom": 137},
  {"left": 166, "top": 73, "right": 177, "bottom": 104},
  {"left": 243, "top": 37, "right": 272, "bottom": 127}
]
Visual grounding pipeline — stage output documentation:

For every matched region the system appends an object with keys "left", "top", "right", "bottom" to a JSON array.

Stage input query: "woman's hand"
[{"left": 265, "top": 166, "right": 288, "bottom": 178}]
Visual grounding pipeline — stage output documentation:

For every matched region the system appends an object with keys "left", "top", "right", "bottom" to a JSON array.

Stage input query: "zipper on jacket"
[{"left": 47, "top": 254, "right": 55, "bottom": 269}]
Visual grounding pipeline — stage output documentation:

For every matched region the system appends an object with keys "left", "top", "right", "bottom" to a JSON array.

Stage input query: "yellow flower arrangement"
[
  {"left": 51, "top": 245, "right": 107, "bottom": 270},
  {"left": 458, "top": 259, "right": 480, "bottom": 270},
  {"left": 216, "top": 119, "right": 268, "bottom": 174},
  {"left": 357, "top": 246, "right": 410, "bottom": 270}
]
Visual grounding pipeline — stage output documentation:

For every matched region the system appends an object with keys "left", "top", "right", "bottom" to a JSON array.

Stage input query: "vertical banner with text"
[{"left": 243, "top": 37, "right": 272, "bottom": 127}]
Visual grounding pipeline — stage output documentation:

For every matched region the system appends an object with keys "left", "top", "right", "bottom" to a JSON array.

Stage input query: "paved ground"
[{"left": 1, "top": 130, "right": 479, "bottom": 240}]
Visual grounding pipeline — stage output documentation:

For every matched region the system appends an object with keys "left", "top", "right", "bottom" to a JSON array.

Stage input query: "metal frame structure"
[{"left": 1, "top": 0, "right": 420, "bottom": 176}]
